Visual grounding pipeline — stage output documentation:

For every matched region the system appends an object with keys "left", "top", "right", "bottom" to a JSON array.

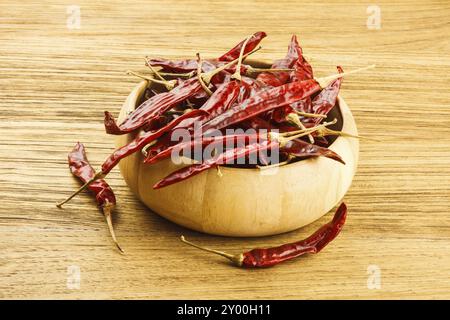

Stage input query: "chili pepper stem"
[
  {"left": 271, "top": 119, "right": 337, "bottom": 147},
  {"left": 144, "top": 57, "right": 174, "bottom": 91},
  {"left": 286, "top": 113, "right": 314, "bottom": 144},
  {"left": 158, "top": 71, "right": 196, "bottom": 78},
  {"left": 196, "top": 54, "right": 213, "bottom": 96},
  {"left": 103, "top": 202, "right": 124, "bottom": 254},
  {"left": 295, "top": 111, "right": 326, "bottom": 119},
  {"left": 231, "top": 36, "right": 251, "bottom": 81},
  {"left": 180, "top": 236, "right": 243, "bottom": 266},
  {"left": 126, "top": 70, "right": 176, "bottom": 90},
  {"left": 316, "top": 65, "right": 375, "bottom": 88},
  {"left": 56, "top": 171, "right": 105, "bottom": 208},
  {"left": 201, "top": 46, "right": 261, "bottom": 85}
]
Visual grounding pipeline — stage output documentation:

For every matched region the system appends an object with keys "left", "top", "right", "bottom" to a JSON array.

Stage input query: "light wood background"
[{"left": 1, "top": 0, "right": 449, "bottom": 299}]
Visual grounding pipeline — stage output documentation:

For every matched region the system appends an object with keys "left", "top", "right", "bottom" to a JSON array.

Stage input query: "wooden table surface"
[{"left": 1, "top": 0, "right": 449, "bottom": 299}]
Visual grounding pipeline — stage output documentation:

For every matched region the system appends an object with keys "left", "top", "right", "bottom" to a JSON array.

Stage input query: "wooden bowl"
[{"left": 115, "top": 75, "right": 359, "bottom": 237}]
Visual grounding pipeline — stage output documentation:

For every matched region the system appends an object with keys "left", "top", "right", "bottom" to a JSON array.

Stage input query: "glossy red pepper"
[
  {"left": 153, "top": 140, "right": 277, "bottom": 189},
  {"left": 309, "top": 66, "right": 344, "bottom": 126},
  {"left": 102, "top": 109, "right": 208, "bottom": 174},
  {"left": 281, "top": 139, "right": 345, "bottom": 164},
  {"left": 104, "top": 78, "right": 203, "bottom": 135},
  {"left": 201, "top": 79, "right": 322, "bottom": 133},
  {"left": 272, "top": 35, "right": 308, "bottom": 84},
  {"left": 67, "top": 143, "right": 123, "bottom": 253},
  {"left": 144, "top": 133, "right": 265, "bottom": 165},
  {"left": 181, "top": 202, "right": 347, "bottom": 267},
  {"left": 218, "top": 31, "right": 267, "bottom": 62},
  {"left": 146, "top": 32, "right": 266, "bottom": 73}
]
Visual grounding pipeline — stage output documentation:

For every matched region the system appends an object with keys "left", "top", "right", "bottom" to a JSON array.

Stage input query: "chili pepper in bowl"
[
  {"left": 153, "top": 120, "right": 337, "bottom": 189},
  {"left": 181, "top": 202, "right": 347, "bottom": 267},
  {"left": 105, "top": 47, "right": 261, "bottom": 135},
  {"left": 201, "top": 65, "right": 374, "bottom": 134}
]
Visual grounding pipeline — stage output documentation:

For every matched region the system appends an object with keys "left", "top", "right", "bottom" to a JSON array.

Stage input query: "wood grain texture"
[{"left": 1, "top": 0, "right": 449, "bottom": 299}]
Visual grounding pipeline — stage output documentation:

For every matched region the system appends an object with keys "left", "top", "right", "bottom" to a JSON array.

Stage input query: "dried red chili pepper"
[
  {"left": 201, "top": 79, "right": 322, "bottom": 133},
  {"left": 201, "top": 66, "right": 373, "bottom": 134},
  {"left": 309, "top": 66, "right": 344, "bottom": 126},
  {"left": 105, "top": 49, "right": 261, "bottom": 136},
  {"left": 218, "top": 31, "right": 267, "bottom": 62},
  {"left": 153, "top": 139, "right": 277, "bottom": 189},
  {"left": 144, "top": 133, "right": 265, "bottom": 165},
  {"left": 153, "top": 120, "right": 336, "bottom": 189},
  {"left": 104, "top": 78, "right": 204, "bottom": 135},
  {"left": 181, "top": 202, "right": 347, "bottom": 267},
  {"left": 146, "top": 32, "right": 266, "bottom": 73},
  {"left": 272, "top": 35, "right": 308, "bottom": 84},
  {"left": 67, "top": 142, "right": 123, "bottom": 253},
  {"left": 281, "top": 139, "right": 345, "bottom": 164},
  {"left": 102, "top": 109, "right": 208, "bottom": 175}
]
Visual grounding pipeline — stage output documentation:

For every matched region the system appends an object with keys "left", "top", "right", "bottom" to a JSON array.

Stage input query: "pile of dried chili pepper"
[{"left": 58, "top": 32, "right": 372, "bottom": 261}]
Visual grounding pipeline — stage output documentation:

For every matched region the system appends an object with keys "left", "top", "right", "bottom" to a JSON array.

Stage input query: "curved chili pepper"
[
  {"left": 102, "top": 109, "right": 208, "bottom": 174},
  {"left": 146, "top": 31, "right": 266, "bottom": 74},
  {"left": 218, "top": 31, "right": 267, "bottom": 62},
  {"left": 309, "top": 66, "right": 344, "bottom": 126},
  {"left": 68, "top": 143, "right": 123, "bottom": 253},
  {"left": 153, "top": 140, "right": 277, "bottom": 189},
  {"left": 242, "top": 202, "right": 347, "bottom": 267},
  {"left": 145, "top": 58, "right": 199, "bottom": 73},
  {"left": 145, "top": 133, "right": 265, "bottom": 165},
  {"left": 289, "top": 36, "right": 313, "bottom": 82},
  {"left": 104, "top": 78, "right": 203, "bottom": 135},
  {"left": 181, "top": 80, "right": 241, "bottom": 128},
  {"left": 181, "top": 202, "right": 347, "bottom": 267},
  {"left": 272, "top": 35, "right": 307, "bottom": 84},
  {"left": 143, "top": 81, "right": 241, "bottom": 162},
  {"left": 201, "top": 79, "right": 322, "bottom": 133},
  {"left": 281, "top": 139, "right": 345, "bottom": 164}
]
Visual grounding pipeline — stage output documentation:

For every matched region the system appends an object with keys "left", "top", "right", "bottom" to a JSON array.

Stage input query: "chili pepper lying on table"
[
  {"left": 67, "top": 143, "right": 124, "bottom": 253},
  {"left": 181, "top": 202, "right": 347, "bottom": 267}
]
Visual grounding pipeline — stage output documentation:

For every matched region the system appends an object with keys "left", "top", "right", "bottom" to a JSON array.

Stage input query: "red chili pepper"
[
  {"left": 289, "top": 36, "right": 313, "bottom": 82},
  {"left": 181, "top": 202, "right": 347, "bottom": 267},
  {"left": 104, "top": 78, "right": 203, "bottom": 135},
  {"left": 145, "top": 58, "right": 199, "bottom": 73},
  {"left": 153, "top": 140, "right": 277, "bottom": 189},
  {"left": 272, "top": 35, "right": 308, "bottom": 84},
  {"left": 67, "top": 143, "right": 123, "bottom": 253},
  {"left": 102, "top": 109, "right": 208, "bottom": 175},
  {"left": 183, "top": 80, "right": 241, "bottom": 128},
  {"left": 201, "top": 79, "right": 322, "bottom": 133},
  {"left": 240, "top": 116, "right": 273, "bottom": 130},
  {"left": 218, "top": 31, "right": 267, "bottom": 62},
  {"left": 145, "top": 133, "right": 265, "bottom": 165},
  {"left": 281, "top": 139, "right": 345, "bottom": 164},
  {"left": 146, "top": 32, "right": 266, "bottom": 73},
  {"left": 309, "top": 66, "right": 344, "bottom": 126}
]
